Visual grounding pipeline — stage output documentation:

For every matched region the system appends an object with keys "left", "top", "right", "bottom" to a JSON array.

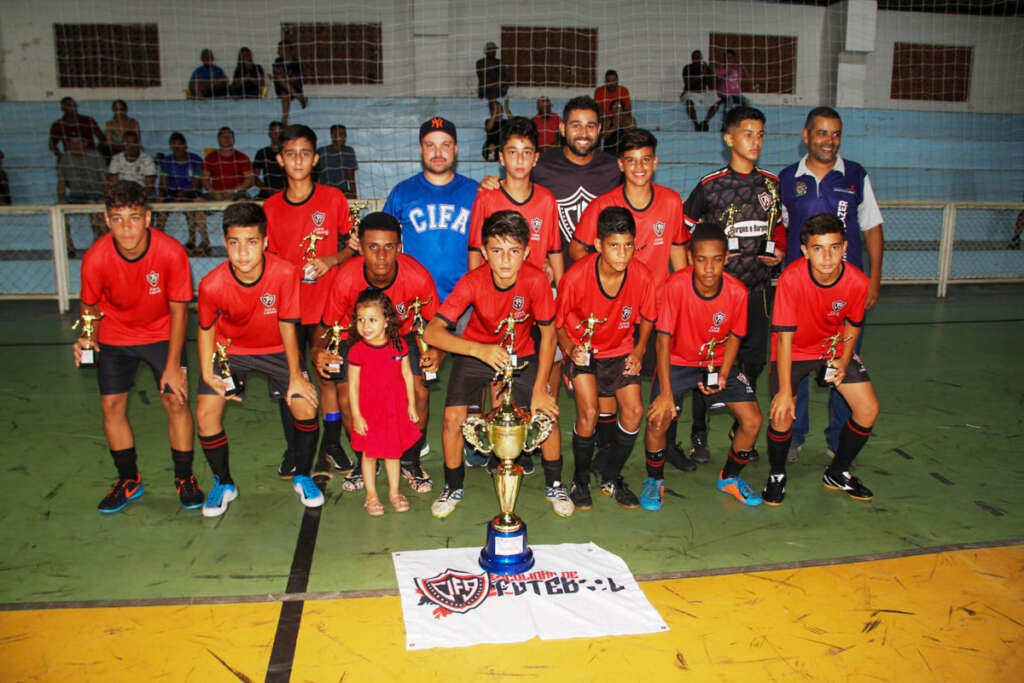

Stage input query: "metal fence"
[{"left": 0, "top": 199, "right": 1020, "bottom": 312}]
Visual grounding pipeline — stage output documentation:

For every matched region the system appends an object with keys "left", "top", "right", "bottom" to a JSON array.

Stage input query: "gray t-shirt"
[
  {"left": 59, "top": 149, "right": 107, "bottom": 201},
  {"left": 315, "top": 144, "right": 358, "bottom": 193}
]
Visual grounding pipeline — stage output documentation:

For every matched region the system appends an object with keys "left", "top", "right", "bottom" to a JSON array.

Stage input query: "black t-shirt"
[
  {"left": 682, "top": 62, "right": 713, "bottom": 93},
  {"left": 532, "top": 148, "right": 622, "bottom": 255},
  {"left": 254, "top": 146, "right": 286, "bottom": 198}
]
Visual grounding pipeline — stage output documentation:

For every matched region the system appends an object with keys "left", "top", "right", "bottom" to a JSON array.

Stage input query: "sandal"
[
  {"left": 389, "top": 493, "right": 410, "bottom": 513},
  {"left": 364, "top": 496, "right": 384, "bottom": 516}
]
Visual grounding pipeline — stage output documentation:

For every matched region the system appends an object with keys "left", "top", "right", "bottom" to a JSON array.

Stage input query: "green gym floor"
[{"left": 1, "top": 284, "right": 1022, "bottom": 681}]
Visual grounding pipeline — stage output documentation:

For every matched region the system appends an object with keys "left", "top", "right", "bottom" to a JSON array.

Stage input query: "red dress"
[{"left": 347, "top": 338, "right": 421, "bottom": 459}]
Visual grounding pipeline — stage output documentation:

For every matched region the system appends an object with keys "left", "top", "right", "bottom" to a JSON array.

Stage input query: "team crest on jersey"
[
  {"left": 531, "top": 217, "right": 542, "bottom": 234},
  {"left": 414, "top": 568, "right": 491, "bottom": 615},
  {"left": 555, "top": 186, "right": 597, "bottom": 243},
  {"left": 512, "top": 295, "right": 525, "bottom": 312},
  {"left": 713, "top": 312, "right": 726, "bottom": 326},
  {"left": 829, "top": 300, "right": 847, "bottom": 317},
  {"left": 652, "top": 221, "right": 665, "bottom": 237},
  {"left": 396, "top": 301, "right": 408, "bottom": 318},
  {"left": 311, "top": 210, "right": 326, "bottom": 227},
  {"left": 146, "top": 271, "right": 161, "bottom": 295},
  {"left": 758, "top": 192, "right": 772, "bottom": 211},
  {"left": 795, "top": 181, "right": 807, "bottom": 197},
  {"left": 621, "top": 305, "right": 633, "bottom": 321},
  {"left": 261, "top": 292, "right": 277, "bottom": 314}
]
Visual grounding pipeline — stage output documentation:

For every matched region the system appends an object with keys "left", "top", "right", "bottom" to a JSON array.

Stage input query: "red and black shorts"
[
  {"left": 564, "top": 354, "right": 642, "bottom": 397},
  {"left": 769, "top": 354, "right": 870, "bottom": 396},
  {"left": 445, "top": 354, "right": 538, "bottom": 410},
  {"left": 97, "top": 341, "right": 186, "bottom": 396},
  {"left": 650, "top": 364, "right": 757, "bottom": 407}
]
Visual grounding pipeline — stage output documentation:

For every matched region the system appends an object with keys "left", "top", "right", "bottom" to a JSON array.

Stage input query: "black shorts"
[
  {"left": 295, "top": 322, "right": 320, "bottom": 361},
  {"left": 404, "top": 332, "right": 424, "bottom": 377},
  {"left": 97, "top": 341, "right": 186, "bottom": 396},
  {"left": 635, "top": 327, "right": 657, "bottom": 378},
  {"left": 445, "top": 354, "right": 538, "bottom": 410},
  {"left": 197, "top": 352, "right": 291, "bottom": 399},
  {"left": 769, "top": 354, "right": 870, "bottom": 396},
  {"left": 650, "top": 365, "right": 757, "bottom": 406},
  {"left": 565, "top": 354, "right": 642, "bottom": 397}
]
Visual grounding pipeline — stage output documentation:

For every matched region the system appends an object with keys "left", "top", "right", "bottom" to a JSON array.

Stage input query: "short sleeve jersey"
[
  {"left": 80, "top": 229, "right": 193, "bottom": 346},
  {"left": 159, "top": 153, "right": 204, "bottom": 192},
  {"left": 321, "top": 254, "right": 440, "bottom": 337},
  {"left": 383, "top": 173, "right": 478, "bottom": 302},
  {"left": 683, "top": 166, "right": 787, "bottom": 291},
  {"left": 437, "top": 262, "right": 555, "bottom": 358},
  {"left": 573, "top": 183, "right": 690, "bottom": 294},
  {"left": 657, "top": 268, "right": 749, "bottom": 367},
  {"left": 203, "top": 149, "right": 252, "bottom": 192},
  {"left": 532, "top": 148, "right": 622, "bottom": 248},
  {"left": 264, "top": 184, "right": 352, "bottom": 325},
  {"left": 198, "top": 253, "right": 300, "bottom": 355},
  {"left": 556, "top": 253, "right": 656, "bottom": 359},
  {"left": 771, "top": 258, "right": 868, "bottom": 362},
  {"left": 468, "top": 184, "right": 561, "bottom": 271}
]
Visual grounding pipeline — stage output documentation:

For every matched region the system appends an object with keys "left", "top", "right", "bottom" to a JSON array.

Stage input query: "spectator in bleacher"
[
  {"left": 254, "top": 120, "right": 286, "bottom": 199},
  {"left": 314, "top": 124, "right": 359, "bottom": 198},
  {"left": 594, "top": 70, "right": 632, "bottom": 128},
  {"left": 229, "top": 46, "right": 266, "bottom": 99},
  {"left": 476, "top": 41, "right": 509, "bottom": 107},
  {"left": 532, "top": 96, "right": 561, "bottom": 152},
  {"left": 680, "top": 50, "right": 719, "bottom": 132},
  {"left": 201, "top": 126, "right": 254, "bottom": 202},
  {"left": 188, "top": 49, "right": 228, "bottom": 99},
  {"left": 273, "top": 42, "right": 307, "bottom": 124},
  {"left": 57, "top": 133, "right": 108, "bottom": 254},
  {"left": 715, "top": 50, "right": 749, "bottom": 125},
  {"left": 103, "top": 100, "right": 141, "bottom": 158},
  {"left": 482, "top": 98, "right": 511, "bottom": 161},
  {"left": 600, "top": 98, "right": 636, "bottom": 155},
  {"left": 0, "top": 149, "right": 10, "bottom": 205},
  {"left": 49, "top": 97, "right": 104, "bottom": 161},
  {"left": 154, "top": 132, "right": 209, "bottom": 255},
  {"left": 106, "top": 130, "right": 156, "bottom": 197}
]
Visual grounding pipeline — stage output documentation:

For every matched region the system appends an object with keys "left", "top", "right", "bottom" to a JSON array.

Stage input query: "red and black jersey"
[
  {"left": 468, "top": 184, "right": 561, "bottom": 271},
  {"left": 321, "top": 253, "right": 440, "bottom": 337},
  {"left": 771, "top": 258, "right": 868, "bottom": 361},
  {"left": 265, "top": 183, "right": 352, "bottom": 325},
  {"left": 683, "top": 166, "right": 787, "bottom": 291},
  {"left": 80, "top": 228, "right": 192, "bottom": 346},
  {"left": 556, "top": 253, "right": 656, "bottom": 358},
  {"left": 657, "top": 267, "right": 748, "bottom": 367},
  {"left": 437, "top": 262, "right": 555, "bottom": 358},
  {"left": 198, "top": 253, "right": 300, "bottom": 355},
  {"left": 572, "top": 183, "right": 690, "bottom": 295}
]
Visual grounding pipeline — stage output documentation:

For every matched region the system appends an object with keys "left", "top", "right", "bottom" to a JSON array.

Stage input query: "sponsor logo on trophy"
[
  {"left": 699, "top": 335, "right": 726, "bottom": 390},
  {"left": 408, "top": 296, "right": 438, "bottom": 386},
  {"left": 321, "top": 320, "right": 347, "bottom": 381},
  {"left": 761, "top": 178, "right": 780, "bottom": 257},
  {"left": 214, "top": 339, "right": 244, "bottom": 396},
  {"left": 722, "top": 204, "right": 741, "bottom": 254},
  {"left": 299, "top": 230, "right": 325, "bottom": 284},
  {"left": 574, "top": 312, "right": 607, "bottom": 371},
  {"left": 72, "top": 311, "right": 104, "bottom": 366},
  {"left": 816, "top": 332, "right": 850, "bottom": 387}
]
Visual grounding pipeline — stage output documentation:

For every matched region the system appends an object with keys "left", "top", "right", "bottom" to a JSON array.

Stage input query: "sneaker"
[
  {"left": 640, "top": 477, "right": 664, "bottom": 511},
  {"left": 786, "top": 441, "right": 802, "bottom": 463},
  {"left": 716, "top": 472, "right": 762, "bottom": 506},
  {"left": 516, "top": 453, "right": 535, "bottom": 476},
  {"left": 690, "top": 432, "right": 711, "bottom": 464},
  {"left": 312, "top": 453, "right": 334, "bottom": 480},
  {"left": 464, "top": 444, "right": 489, "bottom": 468},
  {"left": 665, "top": 442, "right": 697, "bottom": 472},
  {"left": 762, "top": 473, "right": 787, "bottom": 506},
  {"left": 401, "top": 461, "right": 433, "bottom": 493},
  {"left": 419, "top": 440, "right": 431, "bottom": 459},
  {"left": 544, "top": 483, "right": 574, "bottom": 517},
  {"left": 822, "top": 470, "right": 874, "bottom": 501},
  {"left": 431, "top": 485, "right": 464, "bottom": 518},
  {"left": 600, "top": 477, "right": 640, "bottom": 509},
  {"left": 292, "top": 475, "right": 325, "bottom": 508},
  {"left": 341, "top": 470, "right": 364, "bottom": 492},
  {"left": 202, "top": 477, "right": 238, "bottom": 517},
  {"left": 175, "top": 474, "right": 204, "bottom": 509},
  {"left": 277, "top": 449, "right": 296, "bottom": 479},
  {"left": 324, "top": 446, "right": 354, "bottom": 473},
  {"left": 569, "top": 480, "right": 593, "bottom": 510},
  {"left": 98, "top": 474, "right": 144, "bottom": 514}
]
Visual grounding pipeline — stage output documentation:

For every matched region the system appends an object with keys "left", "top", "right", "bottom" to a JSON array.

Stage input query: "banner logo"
[{"left": 414, "top": 568, "right": 490, "bottom": 616}]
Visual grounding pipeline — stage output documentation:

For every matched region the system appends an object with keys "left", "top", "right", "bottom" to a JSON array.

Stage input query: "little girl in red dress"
[{"left": 347, "top": 290, "right": 421, "bottom": 515}]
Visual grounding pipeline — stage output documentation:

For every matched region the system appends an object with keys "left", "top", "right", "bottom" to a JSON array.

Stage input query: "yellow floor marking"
[{"left": 3, "top": 546, "right": 1022, "bottom": 682}]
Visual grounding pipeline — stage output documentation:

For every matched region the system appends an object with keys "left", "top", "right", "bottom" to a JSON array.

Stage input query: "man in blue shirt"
[
  {"left": 383, "top": 117, "right": 478, "bottom": 302},
  {"left": 778, "top": 106, "right": 885, "bottom": 461},
  {"left": 188, "top": 49, "right": 228, "bottom": 99},
  {"left": 154, "top": 132, "right": 209, "bottom": 254}
]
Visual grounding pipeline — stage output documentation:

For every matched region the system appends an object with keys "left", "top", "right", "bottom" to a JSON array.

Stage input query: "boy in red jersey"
[
  {"left": 643, "top": 224, "right": 763, "bottom": 509},
  {"left": 423, "top": 210, "right": 564, "bottom": 519},
  {"left": 313, "top": 212, "right": 443, "bottom": 494},
  {"left": 761, "top": 213, "right": 880, "bottom": 506},
  {"left": 557, "top": 206, "right": 655, "bottom": 510},
  {"left": 195, "top": 202, "right": 322, "bottom": 517},
  {"left": 75, "top": 180, "right": 201, "bottom": 514},
  {"left": 263, "top": 124, "right": 354, "bottom": 482}
]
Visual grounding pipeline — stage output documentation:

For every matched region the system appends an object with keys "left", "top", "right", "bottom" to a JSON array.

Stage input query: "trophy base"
[
  {"left": 423, "top": 370, "right": 439, "bottom": 386},
  {"left": 702, "top": 368, "right": 720, "bottom": 390},
  {"left": 728, "top": 237, "right": 741, "bottom": 254},
  {"left": 762, "top": 239, "right": 776, "bottom": 256},
  {"left": 815, "top": 363, "right": 837, "bottom": 388},
  {"left": 300, "top": 277, "right": 318, "bottom": 285},
  {"left": 223, "top": 375, "right": 245, "bottom": 397},
  {"left": 327, "top": 363, "right": 344, "bottom": 382},
  {"left": 479, "top": 520, "right": 534, "bottom": 575},
  {"left": 80, "top": 349, "right": 96, "bottom": 367}
]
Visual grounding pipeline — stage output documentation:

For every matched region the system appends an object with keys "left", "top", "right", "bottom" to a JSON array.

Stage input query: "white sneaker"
[
  {"left": 292, "top": 475, "right": 325, "bottom": 508},
  {"left": 431, "top": 485, "right": 464, "bottom": 519},
  {"left": 545, "top": 483, "right": 575, "bottom": 518},
  {"left": 419, "top": 440, "right": 431, "bottom": 459},
  {"left": 202, "top": 478, "right": 238, "bottom": 517}
]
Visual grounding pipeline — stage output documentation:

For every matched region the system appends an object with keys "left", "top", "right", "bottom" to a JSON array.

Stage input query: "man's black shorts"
[
  {"left": 198, "top": 352, "right": 292, "bottom": 399},
  {"left": 651, "top": 365, "right": 756, "bottom": 406},
  {"left": 97, "top": 341, "right": 186, "bottom": 396},
  {"left": 445, "top": 354, "right": 538, "bottom": 410},
  {"left": 565, "top": 354, "right": 642, "bottom": 397},
  {"left": 769, "top": 354, "right": 870, "bottom": 396}
]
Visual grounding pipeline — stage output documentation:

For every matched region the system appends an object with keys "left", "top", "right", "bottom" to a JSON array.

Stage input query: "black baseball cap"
[{"left": 419, "top": 117, "right": 457, "bottom": 143}]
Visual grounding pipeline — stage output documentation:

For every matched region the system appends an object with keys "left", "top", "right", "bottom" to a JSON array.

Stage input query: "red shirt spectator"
[
  {"left": 202, "top": 127, "right": 254, "bottom": 197},
  {"left": 532, "top": 96, "right": 561, "bottom": 151},
  {"left": 593, "top": 70, "right": 632, "bottom": 119},
  {"left": 50, "top": 97, "right": 103, "bottom": 156}
]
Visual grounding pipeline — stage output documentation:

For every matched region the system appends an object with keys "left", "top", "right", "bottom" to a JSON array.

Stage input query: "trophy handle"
[
  {"left": 461, "top": 416, "right": 494, "bottom": 454},
  {"left": 523, "top": 413, "right": 555, "bottom": 452}
]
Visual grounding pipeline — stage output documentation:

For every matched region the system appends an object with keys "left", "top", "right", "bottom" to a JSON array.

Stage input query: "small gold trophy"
[
  {"left": 574, "top": 313, "right": 607, "bottom": 371},
  {"left": 722, "top": 204, "right": 741, "bottom": 254},
  {"left": 816, "top": 333, "right": 849, "bottom": 387},
  {"left": 348, "top": 200, "right": 367, "bottom": 229},
  {"left": 408, "top": 296, "right": 438, "bottom": 386},
  {"left": 761, "top": 179, "right": 780, "bottom": 257},
  {"left": 321, "top": 320, "right": 346, "bottom": 380},
  {"left": 72, "top": 311, "right": 104, "bottom": 366},
  {"left": 214, "top": 339, "right": 244, "bottom": 396},
  {"left": 494, "top": 310, "right": 531, "bottom": 372},
  {"left": 699, "top": 336, "right": 726, "bottom": 389},
  {"left": 299, "top": 231, "right": 324, "bottom": 284}
]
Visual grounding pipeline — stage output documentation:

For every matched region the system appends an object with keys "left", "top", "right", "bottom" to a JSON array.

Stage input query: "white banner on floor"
[{"left": 392, "top": 541, "right": 668, "bottom": 650}]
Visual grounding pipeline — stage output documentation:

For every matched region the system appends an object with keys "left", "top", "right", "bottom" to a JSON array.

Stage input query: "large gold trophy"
[{"left": 462, "top": 312, "right": 554, "bottom": 574}]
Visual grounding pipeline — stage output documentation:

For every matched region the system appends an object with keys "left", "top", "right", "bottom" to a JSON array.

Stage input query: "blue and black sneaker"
[
  {"left": 98, "top": 474, "right": 144, "bottom": 514},
  {"left": 639, "top": 477, "right": 664, "bottom": 511},
  {"left": 464, "top": 443, "right": 489, "bottom": 468},
  {"left": 292, "top": 475, "right": 325, "bottom": 508},
  {"left": 202, "top": 476, "right": 238, "bottom": 517}
]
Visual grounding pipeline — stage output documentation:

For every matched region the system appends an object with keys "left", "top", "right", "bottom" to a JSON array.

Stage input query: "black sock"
[
  {"left": 571, "top": 430, "right": 595, "bottom": 484},
  {"left": 691, "top": 389, "right": 707, "bottom": 436},
  {"left": 402, "top": 432, "right": 425, "bottom": 466},
  {"left": 293, "top": 417, "right": 320, "bottom": 476},
  {"left": 766, "top": 426, "right": 791, "bottom": 476},
  {"left": 171, "top": 449, "right": 194, "bottom": 479},
  {"left": 665, "top": 418, "right": 679, "bottom": 450},
  {"left": 110, "top": 447, "right": 138, "bottom": 480},
  {"left": 322, "top": 411, "right": 343, "bottom": 454},
  {"left": 444, "top": 463, "right": 465, "bottom": 490},
  {"left": 722, "top": 448, "right": 753, "bottom": 479},
  {"left": 595, "top": 413, "right": 616, "bottom": 451},
  {"left": 199, "top": 431, "right": 232, "bottom": 485},
  {"left": 605, "top": 423, "right": 639, "bottom": 482},
  {"left": 542, "top": 457, "right": 562, "bottom": 487},
  {"left": 278, "top": 399, "right": 296, "bottom": 450},
  {"left": 645, "top": 450, "right": 665, "bottom": 479},
  {"left": 829, "top": 418, "right": 872, "bottom": 475}
]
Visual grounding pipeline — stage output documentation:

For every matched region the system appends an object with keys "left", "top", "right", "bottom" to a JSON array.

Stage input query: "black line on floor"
[
  {"left": 974, "top": 501, "right": 1006, "bottom": 517},
  {"left": 893, "top": 448, "right": 913, "bottom": 459},
  {"left": 930, "top": 472, "right": 955, "bottom": 485}
]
